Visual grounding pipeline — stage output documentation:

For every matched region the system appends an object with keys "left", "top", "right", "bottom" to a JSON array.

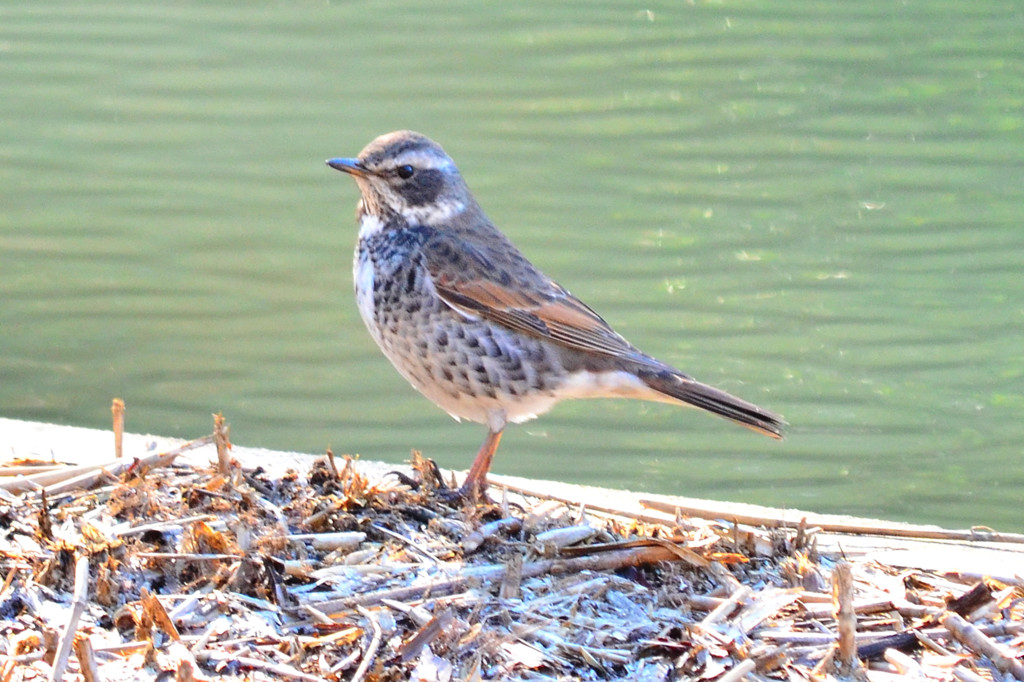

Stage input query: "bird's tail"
[{"left": 637, "top": 367, "right": 785, "bottom": 439}]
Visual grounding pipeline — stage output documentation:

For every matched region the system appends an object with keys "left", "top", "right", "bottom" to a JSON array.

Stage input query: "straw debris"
[{"left": 1, "top": 412, "right": 1022, "bottom": 681}]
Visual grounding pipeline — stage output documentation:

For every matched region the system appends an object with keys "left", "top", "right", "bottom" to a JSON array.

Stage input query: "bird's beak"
[{"left": 326, "top": 157, "right": 368, "bottom": 177}]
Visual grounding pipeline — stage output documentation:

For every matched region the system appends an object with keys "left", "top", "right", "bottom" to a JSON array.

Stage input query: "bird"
[{"left": 326, "top": 130, "right": 783, "bottom": 497}]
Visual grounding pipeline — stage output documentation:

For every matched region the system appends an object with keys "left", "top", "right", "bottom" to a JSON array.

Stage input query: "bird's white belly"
[{"left": 353, "top": 253, "right": 378, "bottom": 338}]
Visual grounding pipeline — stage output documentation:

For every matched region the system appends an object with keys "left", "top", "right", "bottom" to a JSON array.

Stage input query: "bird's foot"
[{"left": 430, "top": 476, "right": 492, "bottom": 507}]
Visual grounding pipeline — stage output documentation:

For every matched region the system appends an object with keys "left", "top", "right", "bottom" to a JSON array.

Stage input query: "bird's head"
[{"left": 327, "top": 130, "right": 473, "bottom": 226}]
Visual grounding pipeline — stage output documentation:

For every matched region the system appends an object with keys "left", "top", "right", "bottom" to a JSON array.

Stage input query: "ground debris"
[{"left": 1, "top": 426, "right": 1023, "bottom": 681}]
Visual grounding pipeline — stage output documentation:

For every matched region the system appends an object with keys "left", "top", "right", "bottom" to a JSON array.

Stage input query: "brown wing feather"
[
  {"left": 423, "top": 233, "right": 642, "bottom": 360},
  {"left": 422, "top": 231, "right": 786, "bottom": 440}
]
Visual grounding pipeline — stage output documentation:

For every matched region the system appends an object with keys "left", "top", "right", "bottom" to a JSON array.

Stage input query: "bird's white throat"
[
  {"left": 402, "top": 198, "right": 466, "bottom": 227},
  {"left": 356, "top": 203, "right": 386, "bottom": 240},
  {"left": 356, "top": 198, "right": 466, "bottom": 239}
]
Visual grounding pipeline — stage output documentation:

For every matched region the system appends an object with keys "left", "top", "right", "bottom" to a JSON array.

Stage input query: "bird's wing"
[{"left": 422, "top": 232, "right": 644, "bottom": 360}]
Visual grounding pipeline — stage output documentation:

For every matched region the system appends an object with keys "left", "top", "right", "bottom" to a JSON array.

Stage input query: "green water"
[{"left": 2, "top": 1, "right": 1023, "bottom": 530}]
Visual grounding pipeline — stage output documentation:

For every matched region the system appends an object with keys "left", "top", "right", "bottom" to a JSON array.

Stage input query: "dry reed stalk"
[
  {"left": 397, "top": 608, "right": 454, "bottom": 662},
  {"left": 716, "top": 659, "right": 755, "bottom": 682},
  {"left": 883, "top": 648, "right": 922, "bottom": 676},
  {"left": 71, "top": 635, "right": 99, "bottom": 682},
  {"left": 213, "top": 413, "right": 231, "bottom": 475},
  {"left": 499, "top": 552, "right": 523, "bottom": 600},
  {"left": 533, "top": 525, "right": 597, "bottom": 554},
  {"left": 0, "top": 465, "right": 66, "bottom": 477},
  {"left": 701, "top": 585, "right": 752, "bottom": 627},
  {"left": 833, "top": 561, "right": 860, "bottom": 678},
  {"left": 941, "top": 612, "right": 1024, "bottom": 680},
  {"left": 48, "top": 555, "right": 89, "bottom": 682},
  {"left": 0, "top": 463, "right": 116, "bottom": 494},
  {"left": 641, "top": 498, "right": 1024, "bottom": 544},
  {"left": 195, "top": 653, "right": 322, "bottom": 682},
  {"left": 952, "top": 666, "right": 995, "bottom": 682},
  {"left": 325, "top": 447, "right": 339, "bottom": 478},
  {"left": 312, "top": 544, "right": 685, "bottom": 614},
  {"left": 350, "top": 605, "right": 383, "bottom": 682},
  {"left": 15, "top": 435, "right": 215, "bottom": 497},
  {"left": 462, "top": 516, "right": 522, "bottom": 553},
  {"left": 111, "top": 398, "right": 125, "bottom": 459},
  {"left": 286, "top": 531, "right": 367, "bottom": 551},
  {"left": 380, "top": 598, "right": 433, "bottom": 627}
]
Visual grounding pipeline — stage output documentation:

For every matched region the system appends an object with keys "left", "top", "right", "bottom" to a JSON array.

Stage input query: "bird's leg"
[{"left": 459, "top": 428, "right": 504, "bottom": 498}]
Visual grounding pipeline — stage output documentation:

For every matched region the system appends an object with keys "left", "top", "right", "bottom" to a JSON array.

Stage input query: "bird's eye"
[{"left": 396, "top": 165, "right": 415, "bottom": 179}]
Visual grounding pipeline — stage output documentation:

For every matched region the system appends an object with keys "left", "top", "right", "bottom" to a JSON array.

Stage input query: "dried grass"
[{"left": 1, "top": 412, "right": 1022, "bottom": 681}]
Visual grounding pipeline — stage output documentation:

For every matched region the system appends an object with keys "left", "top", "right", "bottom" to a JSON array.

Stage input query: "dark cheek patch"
[{"left": 405, "top": 169, "right": 444, "bottom": 206}]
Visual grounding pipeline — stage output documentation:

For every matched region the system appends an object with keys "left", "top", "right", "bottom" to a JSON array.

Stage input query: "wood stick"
[
  {"left": 325, "top": 447, "right": 339, "bottom": 478},
  {"left": 115, "top": 514, "right": 219, "bottom": 537},
  {"left": 462, "top": 517, "right": 522, "bottom": 553},
  {"left": 708, "top": 560, "right": 744, "bottom": 594},
  {"left": 640, "top": 498, "right": 1024, "bottom": 544},
  {"left": 29, "top": 435, "right": 214, "bottom": 497},
  {"left": 380, "top": 599, "right": 433, "bottom": 627},
  {"left": 111, "top": 398, "right": 125, "bottom": 459},
  {"left": 285, "top": 531, "right": 367, "bottom": 551},
  {"left": 499, "top": 552, "right": 523, "bottom": 601},
  {"left": 717, "top": 659, "right": 755, "bottom": 682},
  {"left": 688, "top": 595, "right": 727, "bottom": 612},
  {"left": 0, "top": 565, "right": 21, "bottom": 597},
  {"left": 914, "top": 629, "right": 953, "bottom": 656},
  {"left": 941, "top": 612, "right": 1024, "bottom": 681},
  {"left": 136, "top": 552, "right": 244, "bottom": 561},
  {"left": 42, "top": 468, "right": 120, "bottom": 498},
  {"left": 0, "top": 465, "right": 66, "bottom": 477},
  {"left": 833, "top": 561, "right": 860, "bottom": 677},
  {"left": 856, "top": 630, "right": 919, "bottom": 660},
  {"left": 48, "top": 555, "right": 89, "bottom": 682},
  {"left": 196, "top": 654, "right": 322, "bottom": 682},
  {"left": 299, "top": 604, "right": 336, "bottom": 627},
  {"left": 350, "top": 606, "right": 383, "bottom": 682},
  {"left": 801, "top": 598, "right": 898, "bottom": 620},
  {"left": 701, "top": 586, "right": 751, "bottom": 627},
  {"left": 71, "top": 635, "right": 99, "bottom": 682},
  {"left": 764, "top": 622, "right": 1024, "bottom": 648},
  {"left": 60, "top": 436, "right": 214, "bottom": 495},
  {"left": 946, "top": 579, "right": 994, "bottom": 616},
  {"left": 397, "top": 608, "right": 454, "bottom": 662},
  {"left": 810, "top": 645, "right": 836, "bottom": 677},
  {"left": 88, "top": 641, "right": 152, "bottom": 656},
  {"left": 143, "top": 589, "right": 181, "bottom": 642},
  {"left": 489, "top": 478, "right": 690, "bottom": 529},
  {"left": 952, "top": 666, "right": 995, "bottom": 682},
  {"left": 0, "top": 462, "right": 118, "bottom": 494},
  {"left": 371, "top": 523, "right": 440, "bottom": 565},
  {"left": 309, "top": 544, "right": 683, "bottom": 614},
  {"left": 884, "top": 648, "right": 922, "bottom": 676},
  {"left": 2, "top": 421, "right": 211, "bottom": 496},
  {"left": 213, "top": 413, "right": 231, "bottom": 475}
]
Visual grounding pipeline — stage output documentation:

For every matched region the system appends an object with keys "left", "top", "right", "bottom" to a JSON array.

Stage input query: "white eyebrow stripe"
[{"left": 396, "top": 150, "right": 455, "bottom": 171}]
